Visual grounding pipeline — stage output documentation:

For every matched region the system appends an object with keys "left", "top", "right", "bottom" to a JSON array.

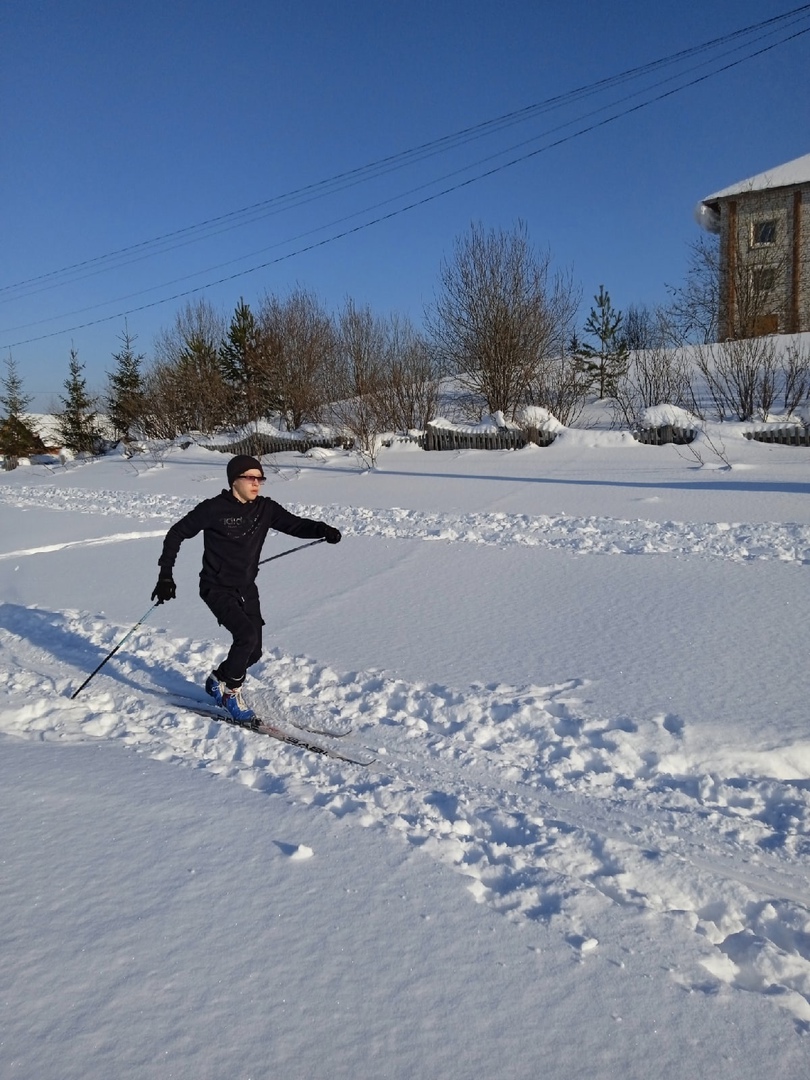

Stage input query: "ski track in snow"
[
  {"left": 2, "top": 483, "right": 810, "bottom": 1029},
  {"left": 2, "top": 601, "right": 810, "bottom": 1030},
  {"left": 0, "top": 530, "right": 167, "bottom": 561},
  {"left": 2, "top": 483, "right": 810, "bottom": 563}
]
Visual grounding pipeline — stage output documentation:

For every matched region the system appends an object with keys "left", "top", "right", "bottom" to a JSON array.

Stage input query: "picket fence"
[
  {"left": 632, "top": 425, "right": 699, "bottom": 446},
  {"left": 744, "top": 426, "right": 810, "bottom": 446},
  {"left": 199, "top": 433, "right": 352, "bottom": 456},
  {"left": 423, "top": 424, "right": 557, "bottom": 451},
  {"left": 197, "top": 422, "right": 810, "bottom": 457},
  {"left": 200, "top": 426, "right": 558, "bottom": 454}
]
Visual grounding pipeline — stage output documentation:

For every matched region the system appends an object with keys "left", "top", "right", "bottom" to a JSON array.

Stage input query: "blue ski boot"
[{"left": 222, "top": 685, "right": 257, "bottom": 726}]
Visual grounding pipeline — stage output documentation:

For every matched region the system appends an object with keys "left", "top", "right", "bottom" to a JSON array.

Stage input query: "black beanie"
[{"left": 227, "top": 455, "right": 265, "bottom": 486}]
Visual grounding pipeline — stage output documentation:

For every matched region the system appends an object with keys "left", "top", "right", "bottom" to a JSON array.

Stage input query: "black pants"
[{"left": 200, "top": 583, "right": 264, "bottom": 689}]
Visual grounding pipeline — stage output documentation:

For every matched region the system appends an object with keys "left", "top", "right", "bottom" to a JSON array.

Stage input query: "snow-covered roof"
[{"left": 702, "top": 152, "right": 810, "bottom": 204}]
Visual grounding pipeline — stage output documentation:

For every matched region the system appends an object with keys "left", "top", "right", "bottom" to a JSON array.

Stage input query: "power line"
[
  {"left": 2, "top": 10, "right": 809, "bottom": 348},
  {"left": 2, "top": 4, "right": 808, "bottom": 303},
  {"left": 5, "top": 19, "right": 807, "bottom": 337}
]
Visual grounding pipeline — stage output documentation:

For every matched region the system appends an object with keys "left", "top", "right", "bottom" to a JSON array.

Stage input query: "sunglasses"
[{"left": 237, "top": 474, "right": 266, "bottom": 484}]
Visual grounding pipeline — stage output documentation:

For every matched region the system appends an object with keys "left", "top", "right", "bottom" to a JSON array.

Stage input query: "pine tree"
[
  {"left": 219, "top": 299, "right": 257, "bottom": 382},
  {"left": 0, "top": 354, "right": 32, "bottom": 421},
  {"left": 106, "top": 326, "right": 145, "bottom": 440},
  {"left": 0, "top": 415, "right": 46, "bottom": 460},
  {"left": 57, "top": 348, "right": 101, "bottom": 453},
  {"left": 219, "top": 298, "right": 277, "bottom": 422},
  {"left": 576, "top": 285, "right": 629, "bottom": 399},
  {"left": 0, "top": 354, "right": 42, "bottom": 460}
]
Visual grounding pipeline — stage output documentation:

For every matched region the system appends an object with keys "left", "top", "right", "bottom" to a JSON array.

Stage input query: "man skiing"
[{"left": 151, "top": 454, "right": 341, "bottom": 723}]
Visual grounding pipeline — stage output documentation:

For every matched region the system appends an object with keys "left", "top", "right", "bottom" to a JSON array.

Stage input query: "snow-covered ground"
[{"left": 2, "top": 424, "right": 810, "bottom": 1079}]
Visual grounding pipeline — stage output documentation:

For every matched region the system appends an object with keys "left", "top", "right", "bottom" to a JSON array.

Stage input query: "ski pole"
[
  {"left": 71, "top": 603, "right": 159, "bottom": 699},
  {"left": 258, "top": 537, "right": 326, "bottom": 567}
]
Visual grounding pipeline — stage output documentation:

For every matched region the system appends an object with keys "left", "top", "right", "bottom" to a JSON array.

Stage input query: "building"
[{"left": 698, "top": 152, "right": 810, "bottom": 339}]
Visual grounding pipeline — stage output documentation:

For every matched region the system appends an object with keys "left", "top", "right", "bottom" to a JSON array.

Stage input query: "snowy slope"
[{"left": 1, "top": 431, "right": 809, "bottom": 1078}]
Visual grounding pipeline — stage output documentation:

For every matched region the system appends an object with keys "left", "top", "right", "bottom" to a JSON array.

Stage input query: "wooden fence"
[
  {"left": 744, "top": 426, "right": 810, "bottom": 446},
  {"left": 423, "top": 424, "right": 557, "bottom": 451},
  {"left": 202, "top": 426, "right": 559, "bottom": 455},
  {"left": 632, "top": 425, "right": 699, "bottom": 446},
  {"left": 203, "top": 422, "right": 797, "bottom": 456},
  {"left": 199, "top": 432, "right": 353, "bottom": 456}
]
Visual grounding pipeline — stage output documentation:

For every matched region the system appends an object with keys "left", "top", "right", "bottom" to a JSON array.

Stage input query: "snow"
[
  {"left": 518, "top": 404, "right": 566, "bottom": 432},
  {"left": 427, "top": 410, "right": 520, "bottom": 432},
  {"left": 637, "top": 404, "right": 701, "bottom": 428},
  {"left": 2, "top": 423, "right": 810, "bottom": 1078},
  {"left": 701, "top": 150, "right": 810, "bottom": 202}
]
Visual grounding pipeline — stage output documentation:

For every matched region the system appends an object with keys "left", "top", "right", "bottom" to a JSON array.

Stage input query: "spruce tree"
[
  {"left": 219, "top": 298, "right": 278, "bottom": 422},
  {"left": 0, "top": 354, "right": 42, "bottom": 459},
  {"left": 106, "top": 326, "right": 145, "bottom": 440},
  {"left": 576, "top": 285, "right": 629, "bottom": 399},
  {"left": 0, "top": 355, "right": 32, "bottom": 421},
  {"left": 219, "top": 299, "right": 258, "bottom": 382},
  {"left": 57, "top": 348, "right": 101, "bottom": 453}
]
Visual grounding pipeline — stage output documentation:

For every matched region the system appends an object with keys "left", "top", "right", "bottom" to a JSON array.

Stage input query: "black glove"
[
  {"left": 321, "top": 524, "right": 342, "bottom": 545},
  {"left": 151, "top": 576, "right": 176, "bottom": 604}
]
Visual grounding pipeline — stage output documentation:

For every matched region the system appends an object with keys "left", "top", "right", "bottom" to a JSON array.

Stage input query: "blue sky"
[{"left": 3, "top": 0, "right": 809, "bottom": 408}]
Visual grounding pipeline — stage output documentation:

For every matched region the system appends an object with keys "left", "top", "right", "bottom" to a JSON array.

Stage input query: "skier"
[{"left": 150, "top": 454, "right": 341, "bottom": 723}]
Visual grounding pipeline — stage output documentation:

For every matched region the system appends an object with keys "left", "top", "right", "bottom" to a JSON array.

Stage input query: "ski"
[
  {"left": 252, "top": 721, "right": 373, "bottom": 765},
  {"left": 169, "top": 699, "right": 375, "bottom": 766},
  {"left": 291, "top": 717, "right": 352, "bottom": 738},
  {"left": 165, "top": 690, "right": 352, "bottom": 737}
]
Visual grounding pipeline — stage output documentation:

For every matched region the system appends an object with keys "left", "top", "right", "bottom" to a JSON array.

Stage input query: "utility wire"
[
  {"left": 2, "top": 12, "right": 809, "bottom": 348},
  {"left": 4, "top": 19, "right": 806, "bottom": 336},
  {"left": 2, "top": 3, "right": 808, "bottom": 302}
]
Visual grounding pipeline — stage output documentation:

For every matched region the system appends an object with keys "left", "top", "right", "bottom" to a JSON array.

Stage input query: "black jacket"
[{"left": 158, "top": 489, "right": 328, "bottom": 592}]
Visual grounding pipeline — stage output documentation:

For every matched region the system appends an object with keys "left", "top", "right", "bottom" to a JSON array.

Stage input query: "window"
[
  {"left": 751, "top": 219, "right": 777, "bottom": 246},
  {"left": 750, "top": 266, "right": 776, "bottom": 295}
]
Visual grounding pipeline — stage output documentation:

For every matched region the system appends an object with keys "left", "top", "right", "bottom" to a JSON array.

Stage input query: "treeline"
[
  {"left": 3, "top": 220, "right": 810, "bottom": 465},
  {"left": 141, "top": 291, "right": 442, "bottom": 460}
]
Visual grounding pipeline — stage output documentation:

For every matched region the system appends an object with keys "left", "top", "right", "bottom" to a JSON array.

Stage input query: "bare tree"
[
  {"left": 325, "top": 305, "right": 443, "bottom": 464},
  {"left": 613, "top": 345, "right": 694, "bottom": 427},
  {"left": 781, "top": 338, "right": 810, "bottom": 417},
  {"left": 666, "top": 235, "right": 720, "bottom": 345},
  {"left": 378, "top": 316, "right": 441, "bottom": 432},
  {"left": 427, "top": 222, "right": 579, "bottom": 420},
  {"left": 145, "top": 300, "right": 229, "bottom": 435},
  {"left": 140, "top": 364, "right": 195, "bottom": 439},
  {"left": 524, "top": 347, "right": 590, "bottom": 427},
  {"left": 155, "top": 299, "right": 225, "bottom": 368},
  {"left": 326, "top": 300, "right": 389, "bottom": 465},
  {"left": 693, "top": 337, "right": 780, "bottom": 421},
  {"left": 620, "top": 303, "right": 673, "bottom": 352}
]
